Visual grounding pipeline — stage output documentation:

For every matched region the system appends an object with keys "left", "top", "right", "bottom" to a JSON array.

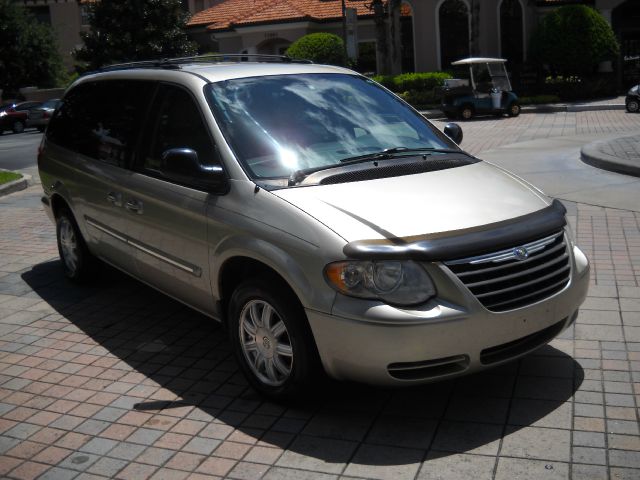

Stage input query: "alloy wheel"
[
  {"left": 59, "top": 217, "right": 79, "bottom": 275},
  {"left": 239, "top": 299, "right": 293, "bottom": 386}
]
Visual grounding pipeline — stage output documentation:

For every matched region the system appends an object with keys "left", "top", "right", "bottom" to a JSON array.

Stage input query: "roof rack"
[{"left": 97, "top": 54, "right": 313, "bottom": 72}]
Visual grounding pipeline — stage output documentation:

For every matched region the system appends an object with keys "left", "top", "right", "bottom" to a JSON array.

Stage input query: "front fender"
[{"left": 210, "top": 234, "right": 336, "bottom": 314}]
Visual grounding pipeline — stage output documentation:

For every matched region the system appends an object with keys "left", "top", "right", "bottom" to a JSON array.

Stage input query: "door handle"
[
  {"left": 106, "top": 191, "right": 122, "bottom": 207},
  {"left": 125, "top": 199, "right": 143, "bottom": 214}
]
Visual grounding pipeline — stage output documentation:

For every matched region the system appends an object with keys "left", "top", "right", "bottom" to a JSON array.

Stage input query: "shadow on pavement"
[{"left": 21, "top": 259, "right": 583, "bottom": 466}]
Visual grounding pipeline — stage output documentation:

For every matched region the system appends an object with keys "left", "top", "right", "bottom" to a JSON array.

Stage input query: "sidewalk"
[
  {"left": 421, "top": 96, "right": 627, "bottom": 119},
  {"left": 581, "top": 135, "right": 640, "bottom": 178}
]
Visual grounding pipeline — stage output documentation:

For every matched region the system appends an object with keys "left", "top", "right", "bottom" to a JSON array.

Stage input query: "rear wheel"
[
  {"left": 12, "top": 120, "right": 25, "bottom": 134},
  {"left": 508, "top": 103, "right": 521, "bottom": 117},
  {"left": 459, "top": 105, "right": 474, "bottom": 120},
  {"left": 56, "top": 208, "right": 98, "bottom": 282},
  {"left": 228, "top": 279, "right": 320, "bottom": 399},
  {"left": 627, "top": 99, "right": 639, "bottom": 113}
]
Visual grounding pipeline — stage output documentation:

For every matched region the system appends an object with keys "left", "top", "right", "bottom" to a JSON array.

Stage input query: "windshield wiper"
[
  {"left": 339, "top": 147, "right": 461, "bottom": 164},
  {"left": 288, "top": 147, "right": 464, "bottom": 186}
]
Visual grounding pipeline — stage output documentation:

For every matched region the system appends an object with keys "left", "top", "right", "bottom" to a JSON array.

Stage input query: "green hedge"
[
  {"left": 371, "top": 72, "right": 452, "bottom": 108},
  {"left": 371, "top": 72, "right": 452, "bottom": 93}
]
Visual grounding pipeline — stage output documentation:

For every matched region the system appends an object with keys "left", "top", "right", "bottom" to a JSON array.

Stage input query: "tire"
[
  {"left": 626, "top": 99, "right": 639, "bottom": 113},
  {"left": 56, "top": 208, "right": 98, "bottom": 282},
  {"left": 228, "top": 278, "right": 321, "bottom": 399},
  {"left": 12, "top": 120, "right": 25, "bottom": 134},
  {"left": 37, "top": 126, "right": 45, "bottom": 133},
  {"left": 459, "top": 105, "right": 474, "bottom": 120},
  {"left": 508, "top": 103, "right": 521, "bottom": 117}
]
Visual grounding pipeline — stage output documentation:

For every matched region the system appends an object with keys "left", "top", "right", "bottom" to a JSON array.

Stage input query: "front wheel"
[
  {"left": 12, "top": 120, "right": 25, "bottom": 134},
  {"left": 626, "top": 99, "right": 639, "bottom": 113},
  {"left": 228, "top": 279, "right": 320, "bottom": 399},
  {"left": 508, "top": 103, "right": 521, "bottom": 117},
  {"left": 56, "top": 208, "right": 98, "bottom": 282}
]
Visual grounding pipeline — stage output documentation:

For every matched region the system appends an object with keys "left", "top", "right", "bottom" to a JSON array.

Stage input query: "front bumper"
[{"left": 307, "top": 245, "right": 589, "bottom": 386}]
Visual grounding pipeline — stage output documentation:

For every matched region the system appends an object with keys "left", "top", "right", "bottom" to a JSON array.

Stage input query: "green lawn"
[{"left": 0, "top": 171, "right": 21, "bottom": 185}]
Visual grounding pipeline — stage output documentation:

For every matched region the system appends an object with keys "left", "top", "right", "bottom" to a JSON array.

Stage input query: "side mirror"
[
  {"left": 160, "top": 148, "right": 228, "bottom": 193},
  {"left": 444, "top": 122, "right": 463, "bottom": 145}
]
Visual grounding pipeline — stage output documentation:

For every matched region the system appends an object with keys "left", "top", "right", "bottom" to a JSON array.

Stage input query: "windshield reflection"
[{"left": 206, "top": 73, "right": 453, "bottom": 179}]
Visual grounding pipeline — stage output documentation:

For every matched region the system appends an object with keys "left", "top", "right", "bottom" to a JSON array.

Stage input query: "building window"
[
  {"left": 80, "top": 5, "right": 90, "bottom": 26},
  {"left": 400, "top": 2, "right": 415, "bottom": 72},
  {"left": 500, "top": 0, "right": 524, "bottom": 64},
  {"left": 355, "top": 41, "right": 377, "bottom": 74},
  {"left": 439, "top": 0, "right": 470, "bottom": 69}
]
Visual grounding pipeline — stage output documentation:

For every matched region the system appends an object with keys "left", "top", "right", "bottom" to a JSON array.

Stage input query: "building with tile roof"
[{"left": 185, "top": 0, "right": 638, "bottom": 80}]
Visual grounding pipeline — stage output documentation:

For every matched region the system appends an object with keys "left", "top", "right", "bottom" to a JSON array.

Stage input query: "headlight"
[
  {"left": 630, "top": 85, "right": 639, "bottom": 95},
  {"left": 324, "top": 260, "right": 436, "bottom": 306},
  {"left": 0, "top": 111, "right": 6, "bottom": 117}
]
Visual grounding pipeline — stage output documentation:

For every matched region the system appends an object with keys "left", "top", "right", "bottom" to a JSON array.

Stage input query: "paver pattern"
[
  {"left": 1, "top": 110, "right": 639, "bottom": 480},
  {"left": 595, "top": 135, "right": 640, "bottom": 165}
]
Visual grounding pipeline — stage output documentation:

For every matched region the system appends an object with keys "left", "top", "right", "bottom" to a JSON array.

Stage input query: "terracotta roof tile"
[{"left": 188, "top": 0, "right": 375, "bottom": 31}]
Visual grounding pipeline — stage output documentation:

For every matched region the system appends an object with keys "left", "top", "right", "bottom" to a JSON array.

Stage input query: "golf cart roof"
[{"left": 451, "top": 57, "right": 507, "bottom": 65}]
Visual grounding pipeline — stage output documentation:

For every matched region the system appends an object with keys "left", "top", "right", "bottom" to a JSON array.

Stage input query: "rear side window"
[{"left": 47, "top": 80, "right": 154, "bottom": 167}]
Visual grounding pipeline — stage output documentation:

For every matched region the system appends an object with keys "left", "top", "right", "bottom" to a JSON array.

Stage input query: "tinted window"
[
  {"left": 143, "top": 85, "right": 215, "bottom": 172},
  {"left": 47, "top": 80, "right": 154, "bottom": 167}
]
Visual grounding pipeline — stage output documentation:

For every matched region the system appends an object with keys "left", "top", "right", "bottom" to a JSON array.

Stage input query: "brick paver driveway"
[{"left": 1, "top": 110, "right": 639, "bottom": 480}]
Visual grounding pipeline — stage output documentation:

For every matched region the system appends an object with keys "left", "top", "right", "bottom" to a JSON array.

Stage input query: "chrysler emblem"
[{"left": 513, "top": 246, "right": 529, "bottom": 260}]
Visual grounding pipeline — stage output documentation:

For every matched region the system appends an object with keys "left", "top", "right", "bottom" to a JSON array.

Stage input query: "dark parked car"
[
  {"left": 27, "top": 99, "right": 62, "bottom": 132},
  {"left": 0, "top": 101, "right": 42, "bottom": 134},
  {"left": 626, "top": 84, "right": 639, "bottom": 113}
]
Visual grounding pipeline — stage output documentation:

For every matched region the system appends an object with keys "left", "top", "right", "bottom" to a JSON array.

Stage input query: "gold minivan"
[{"left": 39, "top": 56, "right": 590, "bottom": 399}]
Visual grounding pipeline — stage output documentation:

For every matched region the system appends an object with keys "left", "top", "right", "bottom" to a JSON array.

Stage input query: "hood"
[{"left": 272, "top": 162, "right": 550, "bottom": 242}]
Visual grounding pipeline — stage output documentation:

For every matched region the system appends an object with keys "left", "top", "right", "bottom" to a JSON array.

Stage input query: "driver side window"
[{"left": 144, "top": 85, "right": 215, "bottom": 173}]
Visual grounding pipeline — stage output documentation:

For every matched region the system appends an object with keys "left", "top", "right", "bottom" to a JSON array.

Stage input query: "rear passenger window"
[
  {"left": 47, "top": 80, "right": 154, "bottom": 167},
  {"left": 143, "top": 85, "right": 215, "bottom": 172}
]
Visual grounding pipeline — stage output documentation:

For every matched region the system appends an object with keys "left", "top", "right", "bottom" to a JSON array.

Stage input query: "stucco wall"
[{"left": 49, "top": 2, "right": 82, "bottom": 69}]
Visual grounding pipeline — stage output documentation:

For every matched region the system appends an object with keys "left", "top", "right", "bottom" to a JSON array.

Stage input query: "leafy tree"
[
  {"left": 76, "top": 0, "right": 197, "bottom": 70},
  {"left": 0, "top": 1, "right": 65, "bottom": 92},
  {"left": 286, "top": 33, "right": 346, "bottom": 66},
  {"left": 530, "top": 5, "right": 619, "bottom": 76}
]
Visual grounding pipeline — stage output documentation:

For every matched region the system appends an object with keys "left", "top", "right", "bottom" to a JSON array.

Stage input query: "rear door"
[
  {"left": 125, "top": 83, "right": 219, "bottom": 315},
  {"left": 48, "top": 80, "right": 156, "bottom": 273}
]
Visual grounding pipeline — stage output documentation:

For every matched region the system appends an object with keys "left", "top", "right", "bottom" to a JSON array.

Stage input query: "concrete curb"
[
  {"left": 0, "top": 171, "right": 30, "bottom": 197},
  {"left": 421, "top": 103, "right": 625, "bottom": 119},
  {"left": 581, "top": 140, "right": 640, "bottom": 178}
]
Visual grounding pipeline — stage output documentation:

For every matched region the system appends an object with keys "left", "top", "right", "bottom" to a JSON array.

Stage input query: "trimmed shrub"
[
  {"left": 372, "top": 72, "right": 452, "bottom": 93},
  {"left": 371, "top": 72, "right": 452, "bottom": 108},
  {"left": 285, "top": 33, "right": 346, "bottom": 66},
  {"left": 529, "top": 5, "right": 619, "bottom": 76}
]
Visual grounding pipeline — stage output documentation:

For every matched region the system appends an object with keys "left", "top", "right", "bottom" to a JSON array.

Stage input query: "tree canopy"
[
  {"left": 530, "top": 5, "right": 619, "bottom": 76},
  {"left": 75, "top": 0, "right": 197, "bottom": 70},
  {"left": 0, "top": 1, "right": 65, "bottom": 93}
]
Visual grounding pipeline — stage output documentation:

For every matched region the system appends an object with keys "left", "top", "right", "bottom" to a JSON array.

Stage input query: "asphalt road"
[{"left": 0, "top": 129, "right": 42, "bottom": 171}]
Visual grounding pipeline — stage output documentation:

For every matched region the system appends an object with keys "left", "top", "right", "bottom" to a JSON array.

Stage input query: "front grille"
[{"left": 444, "top": 231, "right": 570, "bottom": 312}]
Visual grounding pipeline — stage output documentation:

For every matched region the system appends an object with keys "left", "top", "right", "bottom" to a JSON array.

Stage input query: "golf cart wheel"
[
  {"left": 626, "top": 100, "right": 639, "bottom": 113},
  {"left": 12, "top": 120, "right": 25, "bottom": 134},
  {"left": 508, "top": 103, "right": 521, "bottom": 117},
  {"left": 459, "top": 105, "right": 474, "bottom": 120}
]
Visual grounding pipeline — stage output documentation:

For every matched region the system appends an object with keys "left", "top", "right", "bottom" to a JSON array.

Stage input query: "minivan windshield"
[{"left": 206, "top": 73, "right": 456, "bottom": 179}]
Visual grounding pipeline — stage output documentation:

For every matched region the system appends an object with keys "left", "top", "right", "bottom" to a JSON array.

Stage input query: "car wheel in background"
[
  {"left": 12, "top": 120, "right": 25, "bottom": 134},
  {"left": 508, "top": 103, "right": 521, "bottom": 117},
  {"left": 626, "top": 100, "right": 639, "bottom": 113}
]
